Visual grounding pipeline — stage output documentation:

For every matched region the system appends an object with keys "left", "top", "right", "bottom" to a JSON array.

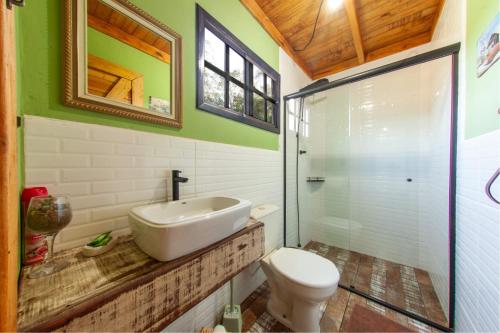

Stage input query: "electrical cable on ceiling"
[{"left": 293, "top": 0, "right": 325, "bottom": 52}]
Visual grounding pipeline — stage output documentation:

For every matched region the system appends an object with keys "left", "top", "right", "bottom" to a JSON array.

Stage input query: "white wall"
[
  {"left": 317, "top": 87, "right": 351, "bottom": 248},
  {"left": 429, "top": 1, "right": 500, "bottom": 331},
  {"left": 282, "top": 50, "right": 313, "bottom": 247},
  {"left": 432, "top": 0, "right": 500, "bottom": 332},
  {"left": 417, "top": 56, "right": 453, "bottom": 317},
  {"left": 455, "top": 129, "right": 500, "bottom": 332}
]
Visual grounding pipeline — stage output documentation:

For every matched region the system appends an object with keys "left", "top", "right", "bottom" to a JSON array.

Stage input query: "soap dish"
[
  {"left": 82, "top": 236, "right": 118, "bottom": 257},
  {"left": 306, "top": 177, "right": 325, "bottom": 183}
]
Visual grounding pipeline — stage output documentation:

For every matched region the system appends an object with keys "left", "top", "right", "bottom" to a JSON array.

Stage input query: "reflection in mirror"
[
  {"left": 63, "top": 0, "right": 182, "bottom": 127},
  {"left": 86, "top": 0, "right": 172, "bottom": 115}
]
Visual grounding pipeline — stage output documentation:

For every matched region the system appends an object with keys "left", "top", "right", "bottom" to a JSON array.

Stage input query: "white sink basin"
[{"left": 129, "top": 197, "right": 251, "bottom": 261}]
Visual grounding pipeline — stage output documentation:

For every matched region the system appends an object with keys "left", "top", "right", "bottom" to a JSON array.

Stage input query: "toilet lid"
[{"left": 270, "top": 248, "right": 339, "bottom": 288}]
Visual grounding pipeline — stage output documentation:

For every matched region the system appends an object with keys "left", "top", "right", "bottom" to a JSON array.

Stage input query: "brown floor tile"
[
  {"left": 420, "top": 285, "right": 449, "bottom": 327},
  {"left": 320, "top": 288, "right": 350, "bottom": 332},
  {"left": 321, "top": 243, "right": 448, "bottom": 327},
  {"left": 339, "top": 269, "right": 356, "bottom": 287},
  {"left": 414, "top": 268, "right": 433, "bottom": 287},
  {"left": 242, "top": 283, "right": 443, "bottom": 333},
  {"left": 243, "top": 241, "right": 449, "bottom": 332}
]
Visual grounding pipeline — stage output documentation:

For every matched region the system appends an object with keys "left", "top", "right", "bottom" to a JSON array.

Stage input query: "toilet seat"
[
  {"left": 262, "top": 247, "right": 340, "bottom": 331},
  {"left": 270, "top": 247, "right": 339, "bottom": 289}
]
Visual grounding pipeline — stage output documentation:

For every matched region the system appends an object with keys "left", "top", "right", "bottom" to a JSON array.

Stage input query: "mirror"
[{"left": 63, "top": 0, "right": 182, "bottom": 127}]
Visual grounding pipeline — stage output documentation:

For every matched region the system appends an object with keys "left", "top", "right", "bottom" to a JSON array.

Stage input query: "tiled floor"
[
  {"left": 242, "top": 283, "right": 443, "bottom": 333},
  {"left": 241, "top": 241, "right": 449, "bottom": 332},
  {"left": 304, "top": 241, "right": 448, "bottom": 327}
]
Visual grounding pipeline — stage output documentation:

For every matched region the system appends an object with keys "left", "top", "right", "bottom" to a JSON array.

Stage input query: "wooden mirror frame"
[{"left": 63, "top": 0, "right": 183, "bottom": 127}]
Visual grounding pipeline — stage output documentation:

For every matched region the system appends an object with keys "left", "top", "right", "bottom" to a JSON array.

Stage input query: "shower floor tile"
[
  {"left": 241, "top": 282, "right": 444, "bottom": 332},
  {"left": 304, "top": 241, "right": 449, "bottom": 328}
]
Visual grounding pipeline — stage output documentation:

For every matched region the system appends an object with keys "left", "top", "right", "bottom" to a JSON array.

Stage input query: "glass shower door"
[
  {"left": 345, "top": 58, "right": 452, "bottom": 327},
  {"left": 347, "top": 68, "right": 424, "bottom": 314},
  {"left": 285, "top": 54, "right": 454, "bottom": 329}
]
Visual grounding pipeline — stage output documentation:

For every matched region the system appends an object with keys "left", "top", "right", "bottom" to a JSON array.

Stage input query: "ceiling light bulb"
[{"left": 327, "top": 0, "right": 343, "bottom": 11}]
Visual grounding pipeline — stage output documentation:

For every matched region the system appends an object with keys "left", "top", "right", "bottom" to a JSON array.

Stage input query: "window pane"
[
  {"left": 229, "top": 82, "right": 244, "bottom": 113},
  {"left": 266, "top": 76, "right": 274, "bottom": 97},
  {"left": 253, "top": 66, "right": 264, "bottom": 92},
  {"left": 204, "top": 28, "right": 225, "bottom": 70},
  {"left": 229, "top": 49, "right": 244, "bottom": 82},
  {"left": 253, "top": 94, "right": 265, "bottom": 121},
  {"left": 266, "top": 101, "right": 274, "bottom": 124},
  {"left": 203, "top": 67, "right": 225, "bottom": 107}
]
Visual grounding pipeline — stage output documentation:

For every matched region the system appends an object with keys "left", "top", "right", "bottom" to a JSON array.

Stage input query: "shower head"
[{"left": 299, "top": 78, "right": 329, "bottom": 92}]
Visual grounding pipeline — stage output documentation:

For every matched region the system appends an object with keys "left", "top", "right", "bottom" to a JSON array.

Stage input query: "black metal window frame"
[{"left": 196, "top": 4, "right": 280, "bottom": 134}]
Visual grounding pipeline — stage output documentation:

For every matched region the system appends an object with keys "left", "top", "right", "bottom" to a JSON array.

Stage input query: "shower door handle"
[{"left": 485, "top": 168, "right": 500, "bottom": 205}]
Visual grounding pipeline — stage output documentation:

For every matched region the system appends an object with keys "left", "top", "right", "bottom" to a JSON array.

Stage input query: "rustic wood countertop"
[{"left": 17, "top": 220, "right": 264, "bottom": 332}]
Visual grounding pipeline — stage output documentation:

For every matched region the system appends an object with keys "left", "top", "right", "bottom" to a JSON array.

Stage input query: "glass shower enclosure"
[{"left": 283, "top": 45, "right": 459, "bottom": 331}]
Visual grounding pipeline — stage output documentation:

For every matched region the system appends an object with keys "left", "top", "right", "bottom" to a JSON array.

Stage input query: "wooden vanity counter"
[{"left": 17, "top": 220, "right": 264, "bottom": 332}]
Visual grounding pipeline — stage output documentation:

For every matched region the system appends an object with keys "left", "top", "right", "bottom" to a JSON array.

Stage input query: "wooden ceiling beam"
[
  {"left": 88, "top": 14, "right": 171, "bottom": 64},
  {"left": 311, "top": 57, "right": 359, "bottom": 80},
  {"left": 312, "top": 32, "right": 431, "bottom": 79},
  {"left": 239, "top": 0, "right": 313, "bottom": 79},
  {"left": 365, "top": 33, "right": 431, "bottom": 62},
  {"left": 344, "top": 0, "right": 365, "bottom": 64}
]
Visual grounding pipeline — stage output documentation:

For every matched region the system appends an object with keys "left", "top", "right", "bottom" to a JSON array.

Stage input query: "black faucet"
[{"left": 172, "top": 170, "right": 188, "bottom": 201}]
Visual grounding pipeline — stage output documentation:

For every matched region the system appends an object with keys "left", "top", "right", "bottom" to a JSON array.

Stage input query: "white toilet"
[{"left": 261, "top": 247, "right": 340, "bottom": 332}]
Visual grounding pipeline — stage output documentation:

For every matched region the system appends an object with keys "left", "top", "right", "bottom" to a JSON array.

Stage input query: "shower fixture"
[
  {"left": 299, "top": 78, "right": 329, "bottom": 92},
  {"left": 294, "top": 97, "right": 305, "bottom": 248}
]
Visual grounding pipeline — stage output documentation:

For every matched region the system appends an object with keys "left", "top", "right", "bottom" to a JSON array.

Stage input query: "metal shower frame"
[{"left": 282, "top": 43, "right": 461, "bottom": 332}]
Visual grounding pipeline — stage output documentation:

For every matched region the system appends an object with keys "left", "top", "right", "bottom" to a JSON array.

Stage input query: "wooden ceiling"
[
  {"left": 241, "top": 0, "right": 445, "bottom": 79},
  {"left": 87, "top": 0, "right": 171, "bottom": 63}
]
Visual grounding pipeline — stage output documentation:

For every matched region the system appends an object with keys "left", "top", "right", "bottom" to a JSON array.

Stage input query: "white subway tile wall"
[
  {"left": 24, "top": 115, "right": 282, "bottom": 250},
  {"left": 417, "top": 56, "right": 453, "bottom": 316},
  {"left": 455, "top": 130, "right": 500, "bottom": 333},
  {"left": 24, "top": 115, "right": 284, "bottom": 331}
]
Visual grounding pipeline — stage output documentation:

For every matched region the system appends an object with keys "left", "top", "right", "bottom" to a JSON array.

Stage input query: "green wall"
[
  {"left": 16, "top": 0, "right": 279, "bottom": 150},
  {"left": 465, "top": 1, "right": 500, "bottom": 139},
  {"left": 87, "top": 27, "right": 171, "bottom": 109}
]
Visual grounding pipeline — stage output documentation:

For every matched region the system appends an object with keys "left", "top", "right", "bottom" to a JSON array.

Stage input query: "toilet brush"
[{"left": 222, "top": 279, "right": 242, "bottom": 332}]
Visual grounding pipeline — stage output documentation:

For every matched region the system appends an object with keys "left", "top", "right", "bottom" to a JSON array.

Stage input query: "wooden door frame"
[{"left": 0, "top": 2, "right": 19, "bottom": 332}]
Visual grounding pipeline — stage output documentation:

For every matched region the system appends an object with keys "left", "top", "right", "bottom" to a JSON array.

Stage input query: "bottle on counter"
[{"left": 21, "top": 187, "right": 49, "bottom": 265}]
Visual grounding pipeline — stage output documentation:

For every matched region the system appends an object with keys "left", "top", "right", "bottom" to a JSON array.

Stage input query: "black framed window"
[{"left": 196, "top": 5, "right": 280, "bottom": 133}]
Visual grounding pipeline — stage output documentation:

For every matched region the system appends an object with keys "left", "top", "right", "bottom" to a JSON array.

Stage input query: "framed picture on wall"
[{"left": 476, "top": 13, "right": 499, "bottom": 77}]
